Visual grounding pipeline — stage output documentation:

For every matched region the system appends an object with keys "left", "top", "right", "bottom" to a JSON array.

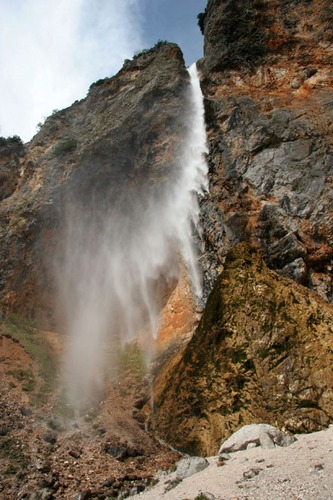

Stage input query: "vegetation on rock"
[
  {"left": 1, "top": 315, "right": 56, "bottom": 405},
  {"left": 53, "top": 138, "right": 78, "bottom": 156},
  {"left": 0, "top": 135, "right": 22, "bottom": 148},
  {"left": 151, "top": 244, "right": 333, "bottom": 456}
]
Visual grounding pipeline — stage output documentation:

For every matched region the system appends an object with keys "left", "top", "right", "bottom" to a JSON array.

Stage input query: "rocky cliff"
[
  {"left": 0, "top": 0, "right": 332, "bottom": 470},
  {"left": 151, "top": 243, "right": 333, "bottom": 455},
  {"left": 199, "top": 0, "right": 333, "bottom": 301},
  {"left": 150, "top": 0, "right": 333, "bottom": 455},
  {"left": 0, "top": 42, "right": 190, "bottom": 323}
]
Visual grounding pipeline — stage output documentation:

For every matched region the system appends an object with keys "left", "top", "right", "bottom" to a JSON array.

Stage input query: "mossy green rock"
[{"left": 152, "top": 243, "right": 333, "bottom": 456}]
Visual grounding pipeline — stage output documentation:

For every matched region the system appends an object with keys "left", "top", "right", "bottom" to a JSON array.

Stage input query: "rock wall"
[
  {"left": 0, "top": 0, "right": 332, "bottom": 458},
  {"left": 199, "top": 0, "right": 333, "bottom": 301},
  {"left": 0, "top": 43, "right": 190, "bottom": 323},
  {"left": 151, "top": 244, "right": 333, "bottom": 456},
  {"left": 150, "top": 0, "right": 333, "bottom": 453}
]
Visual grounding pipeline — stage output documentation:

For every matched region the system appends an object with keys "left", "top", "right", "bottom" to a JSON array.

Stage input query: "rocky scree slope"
[{"left": 0, "top": 323, "right": 180, "bottom": 498}]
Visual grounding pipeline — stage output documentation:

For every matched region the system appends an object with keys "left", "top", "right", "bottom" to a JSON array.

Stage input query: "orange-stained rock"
[
  {"left": 157, "top": 264, "right": 201, "bottom": 350},
  {"left": 198, "top": 0, "right": 333, "bottom": 302}
]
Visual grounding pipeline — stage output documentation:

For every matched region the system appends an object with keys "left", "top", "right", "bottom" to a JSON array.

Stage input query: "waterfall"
[{"left": 58, "top": 63, "right": 208, "bottom": 408}]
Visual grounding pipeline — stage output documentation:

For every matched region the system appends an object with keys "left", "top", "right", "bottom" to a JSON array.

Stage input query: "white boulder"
[{"left": 219, "top": 424, "right": 295, "bottom": 454}]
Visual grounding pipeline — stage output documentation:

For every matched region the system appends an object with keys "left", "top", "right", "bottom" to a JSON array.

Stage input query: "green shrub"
[
  {"left": 197, "top": 10, "right": 206, "bottom": 35},
  {"left": 133, "top": 40, "right": 169, "bottom": 59},
  {"left": 89, "top": 78, "right": 108, "bottom": 90},
  {"left": 53, "top": 138, "right": 78, "bottom": 156},
  {"left": 0, "top": 135, "right": 23, "bottom": 147}
]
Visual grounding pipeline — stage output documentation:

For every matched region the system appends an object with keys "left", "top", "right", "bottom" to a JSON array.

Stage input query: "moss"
[
  {"left": 243, "top": 358, "right": 256, "bottom": 372},
  {"left": 231, "top": 347, "right": 247, "bottom": 364},
  {"left": 258, "top": 348, "right": 269, "bottom": 359},
  {"left": 224, "top": 242, "right": 260, "bottom": 267},
  {"left": 271, "top": 339, "right": 290, "bottom": 355},
  {"left": 22, "top": 377, "right": 36, "bottom": 392},
  {"left": 0, "top": 438, "right": 30, "bottom": 473},
  {"left": 115, "top": 341, "right": 147, "bottom": 386},
  {"left": 152, "top": 242, "right": 333, "bottom": 455}
]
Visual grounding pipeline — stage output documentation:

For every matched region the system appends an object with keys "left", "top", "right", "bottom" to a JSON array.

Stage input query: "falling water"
[{"left": 58, "top": 63, "right": 208, "bottom": 408}]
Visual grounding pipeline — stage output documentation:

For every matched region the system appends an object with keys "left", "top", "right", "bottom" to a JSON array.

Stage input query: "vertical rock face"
[
  {"left": 0, "top": 43, "right": 190, "bottom": 322},
  {"left": 0, "top": 137, "right": 25, "bottom": 202},
  {"left": 150, "top": 1, "right": 333, "bottom": 453},
  {"left": 0, "top": 0, "right": 332, "bottom": 459},
  {"left": 199, "top": 0, "right": 333, "bottom": 302}
]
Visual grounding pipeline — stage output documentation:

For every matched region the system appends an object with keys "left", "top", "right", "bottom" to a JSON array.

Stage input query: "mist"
[{"left": 55, "top": 64, "right": 208, "bottom": 408}]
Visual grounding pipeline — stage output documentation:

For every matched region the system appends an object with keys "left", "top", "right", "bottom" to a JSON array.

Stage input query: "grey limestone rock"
[
  {"left": 175, "top": 456, "right": 209, "bottom": 480},
  {"left": 219, "top": 424, "right": 295, "bottom": 454}
]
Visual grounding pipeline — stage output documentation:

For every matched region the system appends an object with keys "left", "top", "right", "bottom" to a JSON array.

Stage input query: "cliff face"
[
  {"left": 151, "top": 0, "right": 333, "bottom": 453},
  {"left": 0, "top": 0, "right": 332, "bottom": 462},
  {"left": 0, "top": 43, "right": 189, "bottom": 323},
  {"left": 199, "top": 0, "right": 333, "bottom": 302}
]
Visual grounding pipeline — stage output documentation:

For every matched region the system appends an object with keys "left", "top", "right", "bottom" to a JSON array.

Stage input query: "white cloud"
[{"left": 0, "top": 0, "right": 144, "bottom": 141}]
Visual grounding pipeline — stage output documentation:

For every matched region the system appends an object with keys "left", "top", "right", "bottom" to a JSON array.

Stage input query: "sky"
[{"left": 0, "top": 0, "right": 207, "bottom": 142}]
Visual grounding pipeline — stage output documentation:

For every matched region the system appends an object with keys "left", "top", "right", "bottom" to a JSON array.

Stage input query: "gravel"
[{"left": 130, "top": 425, "right": 333, "bottom": 500}]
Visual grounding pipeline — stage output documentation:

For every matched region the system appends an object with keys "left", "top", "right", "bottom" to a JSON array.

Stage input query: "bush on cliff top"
[{"left": 0, "top": 135, "right": 23, "bottom": 148}]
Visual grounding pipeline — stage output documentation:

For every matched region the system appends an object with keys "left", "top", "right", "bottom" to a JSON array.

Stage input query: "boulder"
[
  {"left": 175, "top": 456, "right": 209, "bottom": 480},
  {"left": 219, "top": 424, "right": 295, "bottom": 454}
]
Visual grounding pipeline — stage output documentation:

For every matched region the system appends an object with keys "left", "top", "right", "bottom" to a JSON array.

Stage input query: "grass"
[
  {"left": 1, "top": 314, "right": 57, "bottom": 405},
  {"left": 116, "top": 342, "right": 147, "bottom": 382},
  {"left": 8, "top": 368, "right": 36, "bottom": 392}
]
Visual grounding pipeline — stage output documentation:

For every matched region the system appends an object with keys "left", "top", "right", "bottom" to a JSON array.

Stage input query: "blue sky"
[
  {"left": 141, "top": 0, "right": 206, "bottom": 66},
  {"left": 0, "top": 0, "right": 207, "bottom": 142}
]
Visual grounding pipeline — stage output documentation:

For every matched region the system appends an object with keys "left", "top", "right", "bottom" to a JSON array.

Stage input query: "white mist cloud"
[
  {"left": 0, "top": 0, "right": 144, "bottom": 141},
  {"left": 59, "top": 66, "right": 208, "bottom": 407}
]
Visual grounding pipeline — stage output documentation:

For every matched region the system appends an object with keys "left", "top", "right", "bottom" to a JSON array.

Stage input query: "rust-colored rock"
[{"left": 199, "top": 0, "right": 333, "bottom": 302}]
